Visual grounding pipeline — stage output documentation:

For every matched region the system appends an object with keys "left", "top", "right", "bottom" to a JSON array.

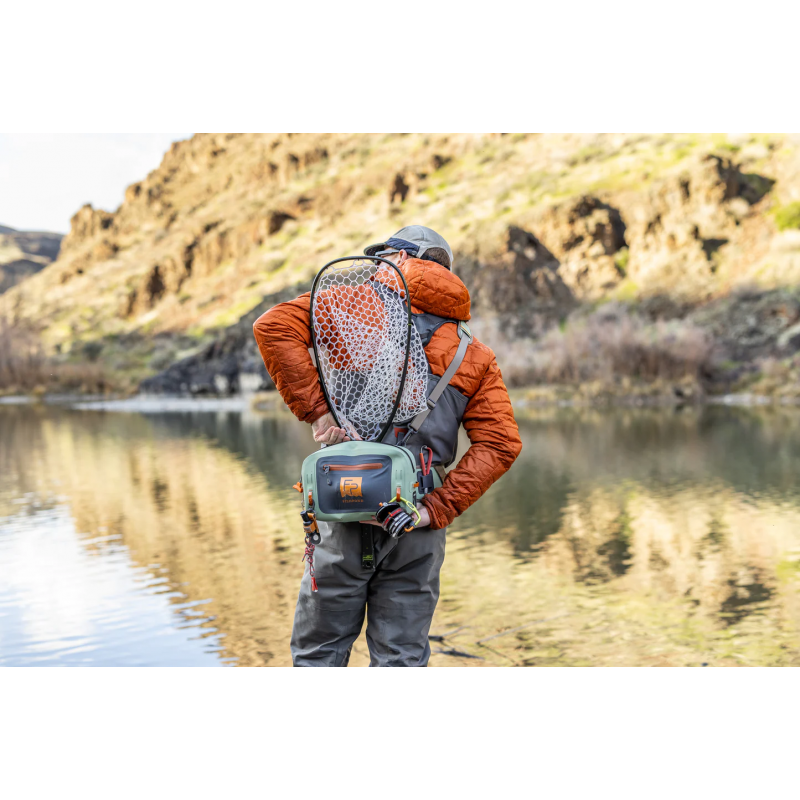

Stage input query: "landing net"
[{"left": 311, "top": 258, "right": 428, "bottom": 442}]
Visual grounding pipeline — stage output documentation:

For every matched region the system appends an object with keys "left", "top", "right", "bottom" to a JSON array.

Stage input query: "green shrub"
[
  {"left": 615, "top": 247, "right": 630, "bottom": 276},
  {"left": 772, "top": 202, "right": 800, "bottom": 231}
]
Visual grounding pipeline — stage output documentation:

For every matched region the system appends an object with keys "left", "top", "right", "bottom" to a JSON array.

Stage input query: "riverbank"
[
  {"left": 5, "top": 384, "right": 800, "bottom": 414},
  {"left": 0, "top": 393, "right": 251, "bottom": 413},
  {"left": 509, "top": 382, "right": 800, "bottom": 410}
]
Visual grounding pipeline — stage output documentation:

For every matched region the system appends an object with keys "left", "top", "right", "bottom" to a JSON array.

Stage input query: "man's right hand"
[{"left": 311, "top": 412, "right": 357, "bottom": 445}]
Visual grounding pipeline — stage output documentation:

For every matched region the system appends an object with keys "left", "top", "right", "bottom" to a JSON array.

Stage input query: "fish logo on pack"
[{"left": 340, "top": 477, "right": 363, "bottom": 498}]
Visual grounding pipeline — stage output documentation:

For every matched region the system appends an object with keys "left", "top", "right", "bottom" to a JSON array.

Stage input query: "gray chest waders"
[{"left": 295, "top": 256, "right": 472, "bottom": 588}]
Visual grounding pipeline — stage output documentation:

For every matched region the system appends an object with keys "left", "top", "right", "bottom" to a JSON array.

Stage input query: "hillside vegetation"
[
  {"left": 0, "top": 225, "right": 62, "bottom": 294},
  {"left": 2, "top": 132, "right": 800, "bottom": 399}
]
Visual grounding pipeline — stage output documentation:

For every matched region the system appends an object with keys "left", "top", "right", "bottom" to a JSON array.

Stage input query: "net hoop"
[{"left": 309, "top": 256, "right": 415, "bottom": 443}]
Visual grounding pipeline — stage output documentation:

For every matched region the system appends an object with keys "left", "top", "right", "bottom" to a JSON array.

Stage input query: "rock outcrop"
[
  {"left": 457, "top": 226, "right": 576, "bottom": 338},
  {"left": 60, "top": 205, "right": 114, "bottom": 253},
  {"left": 690, "top": 288, "right": 800, "bottom": 360},
  {"left": 535, "top": 196, "right": 628, "bottom": 300},
  {"left": 624, "top": 154, "right": 775, "bottom": 297}
]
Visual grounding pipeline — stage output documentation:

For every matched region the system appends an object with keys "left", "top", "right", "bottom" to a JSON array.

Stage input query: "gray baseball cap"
[{"left": 364, "top": 225, "right": 453, "bottom": 269}]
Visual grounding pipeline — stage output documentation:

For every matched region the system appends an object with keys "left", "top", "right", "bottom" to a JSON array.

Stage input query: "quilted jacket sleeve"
[
  {"left": 252, "top": 292, "right": 329, "bottom": 424},
  {"left": 421, "top": 357, "right": 522, "bottom": 530}
]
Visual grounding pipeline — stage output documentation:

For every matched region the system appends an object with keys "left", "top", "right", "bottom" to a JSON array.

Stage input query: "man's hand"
[
  {"left": 415, "top": 504, "right": 431, "bottom": 529},
  {"left": 366, "top": 503, "right": 431, "bottom": 530},
  {"left": 311, "top": 411, "right": 359, "bottom": 445}
]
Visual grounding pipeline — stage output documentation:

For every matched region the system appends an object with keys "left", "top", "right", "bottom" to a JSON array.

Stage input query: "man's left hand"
[{"left": 414, "top": 504, "right": 431, "bottom": 529}]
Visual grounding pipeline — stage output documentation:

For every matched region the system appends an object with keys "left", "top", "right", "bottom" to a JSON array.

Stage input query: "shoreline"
[
  {"left": 508, "top": 390, "right": 785, "bottom": 410},
  {"left": 1, "top": 389, "right": 797, "bottom": 413}
]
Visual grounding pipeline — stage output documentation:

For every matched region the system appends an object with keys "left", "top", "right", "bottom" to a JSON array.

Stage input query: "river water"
[{"left": 2, "top": 401, "right": 800, "bottom": 667}]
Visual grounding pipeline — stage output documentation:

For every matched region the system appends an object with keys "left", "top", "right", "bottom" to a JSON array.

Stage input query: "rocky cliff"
[{"left": 2, "top": 133, "right": 800, "bottom": 397}]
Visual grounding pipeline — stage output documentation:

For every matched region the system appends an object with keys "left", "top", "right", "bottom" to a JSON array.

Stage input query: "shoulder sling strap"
[{"left": 407, "top": 321, "right": 473, "bottom": 434}]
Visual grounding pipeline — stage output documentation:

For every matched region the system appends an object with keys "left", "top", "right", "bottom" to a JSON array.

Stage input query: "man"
[{"left": 253, "top": 225, "right": 522, "bottom": 666}]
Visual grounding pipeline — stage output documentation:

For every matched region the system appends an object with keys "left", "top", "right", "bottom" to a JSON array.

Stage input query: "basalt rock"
[
  {"left": 625, "top": 154, "right": 775, "bottom": 297},
  {"left": 457, "top": 225, "right": 576, "bottom": 339},
  {"left": 536, "top": 195, "right": 628, "bottom": 300},
  {"left": 61, "top": 204, "right": 114, "bottom": 253},
  {"left": 690, "top": 287, "right": 800, "bottom": 360},
  {"left": 390, "top": 173, "right": 409, "bottom": 204}
]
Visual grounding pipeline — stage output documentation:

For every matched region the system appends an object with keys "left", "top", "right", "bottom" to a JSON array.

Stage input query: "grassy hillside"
[
  {"left": 2, "top": 132, "right": 800, "bottom": 397},
  {"left": 0, "top": 225, "right": 62, "bottom": 294}
]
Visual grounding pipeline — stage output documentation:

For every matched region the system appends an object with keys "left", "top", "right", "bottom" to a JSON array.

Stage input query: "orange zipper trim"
[{"left": 327, "top": 463, "right": 383, "bottom": 471}]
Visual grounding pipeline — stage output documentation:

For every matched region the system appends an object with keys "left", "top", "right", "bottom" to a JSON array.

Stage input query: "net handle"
[{"left": 309, "top": 255, "right": 413, "bottom": 443}]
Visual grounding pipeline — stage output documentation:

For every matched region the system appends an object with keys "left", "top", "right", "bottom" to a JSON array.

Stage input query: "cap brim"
[{"left": 363, "top": 242, "right": 387, "bottom": 257}]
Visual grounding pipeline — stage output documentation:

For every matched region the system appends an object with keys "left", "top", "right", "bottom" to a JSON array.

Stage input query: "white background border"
[{"left": 2, "top": 2, "right": 799, "bottom": 796}]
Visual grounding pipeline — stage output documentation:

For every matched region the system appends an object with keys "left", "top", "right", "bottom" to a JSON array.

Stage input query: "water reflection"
[{"left": 2, "top": 403, "right": 800, "bottom": 666}]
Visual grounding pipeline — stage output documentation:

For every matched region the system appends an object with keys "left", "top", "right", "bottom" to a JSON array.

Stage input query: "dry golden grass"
[
  {"left": 0, "top": 317, "right": 46, "bottom": 389},
  {"left": 477, "top": 305, "right": 713, "bottom": 390}
]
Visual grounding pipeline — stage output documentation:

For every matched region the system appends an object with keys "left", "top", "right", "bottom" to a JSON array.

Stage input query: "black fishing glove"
[{"left": 375, "top": 501, "right": 416, "bottom": 539}]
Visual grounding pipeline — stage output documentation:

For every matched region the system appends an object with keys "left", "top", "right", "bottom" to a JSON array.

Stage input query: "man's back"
[{"left": 253, "top": 257, "right": 521, "bottom": 529}]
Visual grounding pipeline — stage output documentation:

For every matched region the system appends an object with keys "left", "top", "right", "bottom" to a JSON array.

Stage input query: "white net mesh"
[{"left": 312, "top": 258, "right": 429, "bottom": 441}]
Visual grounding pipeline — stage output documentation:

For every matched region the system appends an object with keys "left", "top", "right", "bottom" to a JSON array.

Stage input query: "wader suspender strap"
[
  {"left": 407, "top": 321, "right": 473, "bottom": 435},
  {"left": 361, "top": 524, "right": 375, "bottom": 571}
]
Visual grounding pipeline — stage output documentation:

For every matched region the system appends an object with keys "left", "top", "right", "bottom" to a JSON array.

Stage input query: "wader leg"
[
  {"left": 365, "top": 526, "right": 447, "bottom": 667},
  {"left": 290, "top": 521, "right": 371, "bottom": 667}
]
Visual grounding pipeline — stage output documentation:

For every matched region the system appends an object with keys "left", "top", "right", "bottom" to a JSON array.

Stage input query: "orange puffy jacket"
[{"left": 252, "top": 258, "right": 522, "bottom": 529}]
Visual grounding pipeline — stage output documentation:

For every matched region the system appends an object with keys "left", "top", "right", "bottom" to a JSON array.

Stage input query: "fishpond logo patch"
[{"left": 340, "top": 476, "right": 363, "bottom": 499}]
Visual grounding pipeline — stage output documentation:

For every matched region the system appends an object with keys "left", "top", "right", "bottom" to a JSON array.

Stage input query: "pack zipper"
[{"left": 325, "top": 463, "right": 383, "bottom": 471}]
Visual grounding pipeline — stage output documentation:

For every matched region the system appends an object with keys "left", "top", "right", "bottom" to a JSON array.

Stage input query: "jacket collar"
[{"left": 400, "top": 258, "right": 471, "bottom": 321}]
